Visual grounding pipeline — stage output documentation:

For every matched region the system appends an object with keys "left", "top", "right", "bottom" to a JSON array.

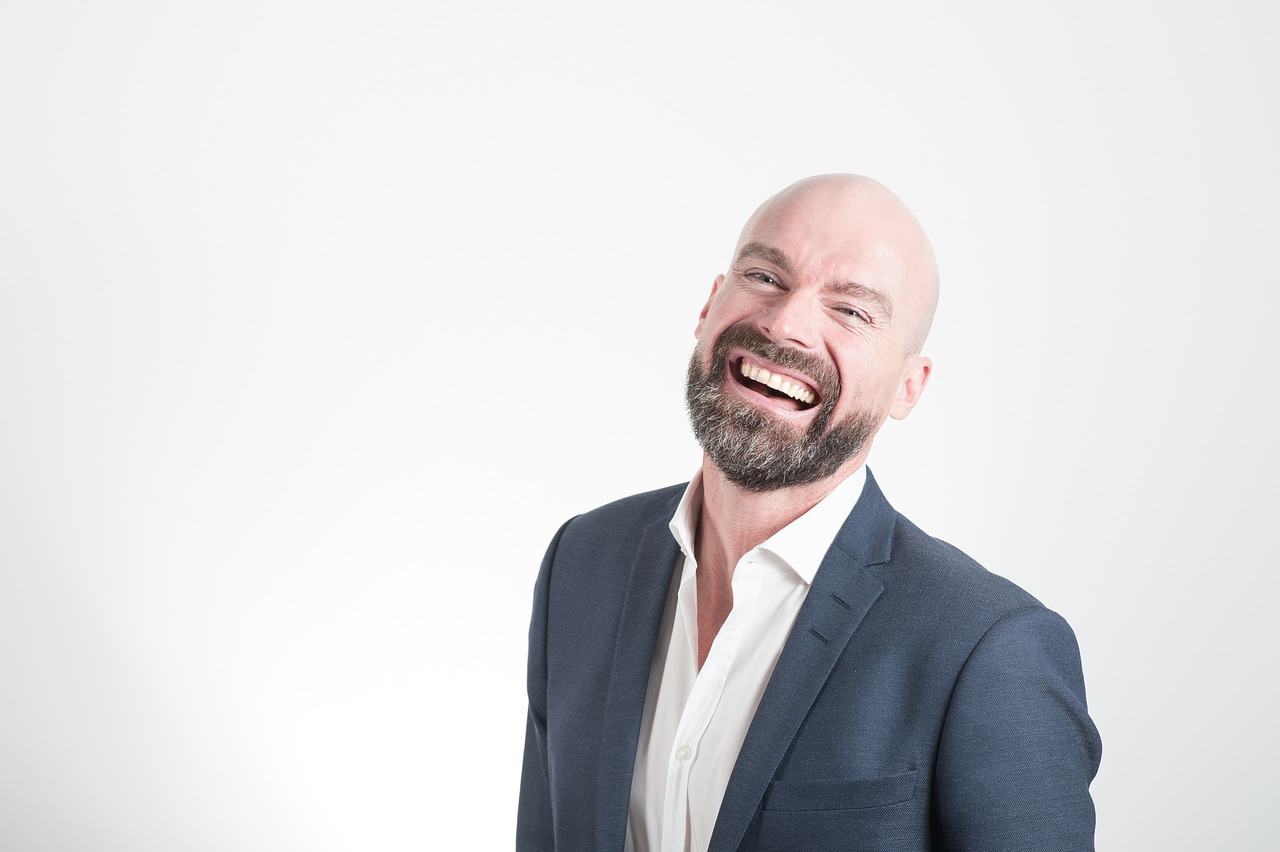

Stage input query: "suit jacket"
[{"left": 517, "top": 471, "right": 1101, "bottom": 851}]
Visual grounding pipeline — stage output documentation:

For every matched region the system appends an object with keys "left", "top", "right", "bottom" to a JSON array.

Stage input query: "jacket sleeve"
[
  {"left": 515, "top": 519, "right": 573, "bottom": 851},
  {"left": 933, "top": 605, "right": 1103, "bottom": 851}
]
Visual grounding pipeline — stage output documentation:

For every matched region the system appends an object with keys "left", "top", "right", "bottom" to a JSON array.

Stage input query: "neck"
[{"left": 695, "top": 450, "right": 868, "bottom": 582}]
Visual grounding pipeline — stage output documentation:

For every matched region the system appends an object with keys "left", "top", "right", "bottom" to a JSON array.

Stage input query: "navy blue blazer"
[{"left": 518, "top": 471, "right": 1101, "bottom": 851}]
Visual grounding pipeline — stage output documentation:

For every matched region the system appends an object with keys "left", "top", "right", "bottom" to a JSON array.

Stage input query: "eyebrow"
[
  {"left": 735, "top": 240, "right": 895, "bottom": 321},
  {"left": 735, "top": 241, "right": 794, "bottom": 274},
  {"left": 829, "top": 279, "right": 894, "bottom": 321}
]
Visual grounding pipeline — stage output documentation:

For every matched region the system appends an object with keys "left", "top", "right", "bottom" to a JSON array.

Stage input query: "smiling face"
[
  {"left": 686, "top": 322, "right": 881, "bottom": 491},
  {"left": 686, "top": 175, "right": 937, "bottom": 492}
]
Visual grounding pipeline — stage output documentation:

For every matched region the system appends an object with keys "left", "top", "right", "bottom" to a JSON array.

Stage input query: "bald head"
[{"left": 734, "top": 175, "right": 939, "bottom": 353}]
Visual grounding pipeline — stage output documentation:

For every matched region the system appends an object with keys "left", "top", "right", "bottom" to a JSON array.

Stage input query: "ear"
[
  {"left": 694, "top": 275, "right": 723, "bottom": 340},
  {"left": 889, "top": 356, "right": 931, "bottom": 420}
]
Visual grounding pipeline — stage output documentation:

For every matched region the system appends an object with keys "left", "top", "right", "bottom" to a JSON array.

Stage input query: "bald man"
[{"left": 518, "top": 176, "right": 1101, "bottom": 852}]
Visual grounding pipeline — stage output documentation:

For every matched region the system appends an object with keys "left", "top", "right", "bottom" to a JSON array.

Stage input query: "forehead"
[{"left": 735, "top": 194, "right": 911, "bottom": 293}]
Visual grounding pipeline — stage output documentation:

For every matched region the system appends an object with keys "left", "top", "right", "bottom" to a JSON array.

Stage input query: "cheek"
[
  {"left": 695, "top": 305, "right": 740, "bottom": 350},
  {"left": 696, "top": 308, "right": 724, "bottom": 343},
  {"left": 692, "top": 335, "right": 720, "bottom": 377},
  {"left": 701, "top": 292, "right": 760, "bottom": 333},
  {"left": 833, "top": 362, "right": 899, "bottom": 413}
]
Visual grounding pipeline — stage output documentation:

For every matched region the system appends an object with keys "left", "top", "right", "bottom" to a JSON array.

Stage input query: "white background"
[{"left": 2, "top": 1, "right": 1277, "bottom": 849}]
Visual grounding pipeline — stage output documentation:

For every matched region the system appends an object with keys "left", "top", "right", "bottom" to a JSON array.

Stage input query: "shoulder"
[
  {"left": 557, "top": 483, "right": 686, "bottom": 548},
  {"left": 886, "top": 514, "right": 1041, "bottom": 612},
  {"left": 536, "top": 483, "right": 685, "bottom": 586},
  {"left": 837, "top": 470, "right": 1041, "bottom": 624},
  {"left": 856, "top": 510, "right": 1067, "bottom": 664},
  {"left": 533, "top": 484, "right": 686, "bottom": 652}
]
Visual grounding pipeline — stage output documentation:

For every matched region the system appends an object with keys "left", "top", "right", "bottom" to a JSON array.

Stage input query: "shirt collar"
[
  {"left": 667, "top": 472, "right": 702, "bottom": 568},
  {"left": 668, "top": 464, "right": 868, "bottom": 586}
]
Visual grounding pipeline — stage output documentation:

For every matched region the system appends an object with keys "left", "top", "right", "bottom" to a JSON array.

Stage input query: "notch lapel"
[
  {"left": 708, "top": 471, "right": 897, "bottom": 852},
  {"left": 594, "top": 498, "right": 683, "bottom": 852}
]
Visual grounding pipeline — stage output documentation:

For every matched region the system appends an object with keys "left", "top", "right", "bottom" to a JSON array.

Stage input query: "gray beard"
[{"left": 684, "top": 324, "right": 878, "bottom": 492}]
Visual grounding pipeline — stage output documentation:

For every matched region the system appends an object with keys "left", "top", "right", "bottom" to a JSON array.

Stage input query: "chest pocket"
[
  {"left": 762, "top": 770, "right": 917, "bottom": 811},
  {"left": 751, "top": 771, "right": 924, "bottom": 851}
]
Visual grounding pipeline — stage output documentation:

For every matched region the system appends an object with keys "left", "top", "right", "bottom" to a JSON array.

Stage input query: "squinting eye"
[
  {"left": 749, "top": 271, "right": 781, "bottom": 287},
  {"left": 837, "top": 305, "right": 870, "bottom": 323}
]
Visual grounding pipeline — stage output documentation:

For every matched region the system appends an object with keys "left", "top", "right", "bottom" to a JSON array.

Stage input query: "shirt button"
[{"left": 675, "top": 745, "right": 692, "bottom": 761}]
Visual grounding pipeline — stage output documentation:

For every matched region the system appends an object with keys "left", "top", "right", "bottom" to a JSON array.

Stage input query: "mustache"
[{"left": 710, "top": 323, "right": 840, "bottom": 404}]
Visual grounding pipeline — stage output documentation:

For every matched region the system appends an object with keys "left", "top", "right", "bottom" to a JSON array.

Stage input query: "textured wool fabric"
[{"left": 517, "top": 470, "right": 1101, "bottom": 852}]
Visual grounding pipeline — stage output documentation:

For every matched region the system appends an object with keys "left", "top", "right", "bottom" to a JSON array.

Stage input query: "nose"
[{"left": 758, "top": 291, "right": 820, "bottom": 350}]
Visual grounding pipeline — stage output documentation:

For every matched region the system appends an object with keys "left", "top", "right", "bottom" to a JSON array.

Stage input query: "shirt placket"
[{"left": 659, "top": 558, "right": 765, "bottom": 852}]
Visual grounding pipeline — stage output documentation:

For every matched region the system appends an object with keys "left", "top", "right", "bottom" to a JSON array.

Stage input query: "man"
[{"left": 517, "top": 175, "right": 1101, "bottom": 851}]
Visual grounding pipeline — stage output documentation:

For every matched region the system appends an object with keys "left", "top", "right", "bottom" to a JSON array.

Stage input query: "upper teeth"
[{"left": 740, "top": 360, "right": 816, "bottom": 404}]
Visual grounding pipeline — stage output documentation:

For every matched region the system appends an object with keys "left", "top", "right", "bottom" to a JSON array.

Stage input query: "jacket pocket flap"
[{"left": 762, "top": 771, "right": 918, "bottom": 812}]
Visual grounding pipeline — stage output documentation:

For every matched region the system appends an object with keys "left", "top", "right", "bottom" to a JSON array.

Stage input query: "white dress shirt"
[{"left": 623, "top": 465, "right": 868, "bottom": 852}]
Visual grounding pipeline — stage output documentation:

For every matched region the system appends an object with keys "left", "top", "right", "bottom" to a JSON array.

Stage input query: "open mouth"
[{"left": 733, "top": 357, "right": 820, "bottom": 411}]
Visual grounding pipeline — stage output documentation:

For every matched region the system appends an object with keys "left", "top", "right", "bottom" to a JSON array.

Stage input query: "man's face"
[{"left": 686, "top": 178, "right": 933, "bottom": 492}]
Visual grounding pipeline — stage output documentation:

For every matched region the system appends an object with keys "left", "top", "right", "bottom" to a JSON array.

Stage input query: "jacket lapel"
[
  {"left": 708, "top": 471, "right": 897, "bottom": 852},
  {"left": 594, "top": 493, "right": 684, "bottom": 852}
]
